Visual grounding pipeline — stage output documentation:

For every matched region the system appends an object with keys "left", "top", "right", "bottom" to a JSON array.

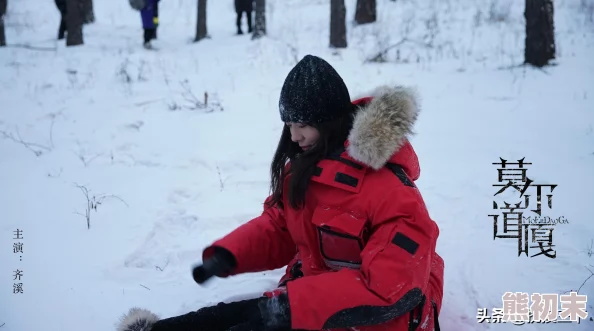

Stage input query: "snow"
[{"left": 1, "top": 0, "right": 593, "bottom": 330}]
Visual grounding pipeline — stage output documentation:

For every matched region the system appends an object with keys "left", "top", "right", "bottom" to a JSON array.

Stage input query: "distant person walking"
[
  {"left": 235, "top": 0, "right": 253, "bottom": 35},
  {"left": 140, "top": 0, "right": 160, "bottom": 48},
  {"left": 54, "top": 0, "right": 67, "bottom": 39}
]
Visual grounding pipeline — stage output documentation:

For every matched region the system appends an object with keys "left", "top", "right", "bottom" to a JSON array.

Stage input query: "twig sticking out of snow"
[
  {"left": 73, "top": 151, "right": 103, "bottom": 167},
  {"left": 72, "top": 183, "right": 129, "bottom": 229},
  {"left": 561, "top": 240, "right": 594, "bottom": 295},
  {"left": 176, "top": 79, "right": 224, "bottom": 112},
  {"left": 576, "top": 266, "right": 593, "bottom": 294},
  {"left": 72, "top": 140, "right": 104, "bottom": 167},
  {"left": 216, "top": 165, "right": 224, "bottom": 192},
  {"left": 214, "top": 164, "right": 233, "bottom": 192},
  {"left": 575, "top": 239, "right": 594, "bottom": 294},
  {"left": 585, "top": 239, "right": 593, "bottom": 257}
]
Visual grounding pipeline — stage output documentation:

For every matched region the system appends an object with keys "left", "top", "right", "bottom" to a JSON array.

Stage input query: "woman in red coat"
[{"left": 117, "top": 55, "right": 444, "bottom": 331}]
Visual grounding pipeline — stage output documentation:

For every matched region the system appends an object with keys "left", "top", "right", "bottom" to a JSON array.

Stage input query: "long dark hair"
[{"left": 267, "top": 105, "right": 358, "bottom": 210}]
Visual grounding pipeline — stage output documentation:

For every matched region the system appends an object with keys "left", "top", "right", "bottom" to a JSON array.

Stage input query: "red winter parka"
[{"left": 203, "top": 86, "right": 445, "bottom": 331}]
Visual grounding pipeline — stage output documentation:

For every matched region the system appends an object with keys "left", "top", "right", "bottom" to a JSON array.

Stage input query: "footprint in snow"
[
  {"left": 122, "top": 213, "right": 200, "bottom": 270},
  {"left": 168, "top": 189, "right": 195, "bottom": 204},
  {"left": 124, "top": 120, "right": 144, "bottom": 131}
]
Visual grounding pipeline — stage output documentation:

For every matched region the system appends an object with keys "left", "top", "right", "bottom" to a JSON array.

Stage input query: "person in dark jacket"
[
  {"left": 116, "top": 55, "right": 444, "bottom": 331},
  {"left": 235, "top": 0, "right": 253, "bottom": 35},
  {"left": 141, "top": 0, "right": 160, "bottom": 48},
  {"left": 54, "top": 0, "right": 67, "bottom": 39}
]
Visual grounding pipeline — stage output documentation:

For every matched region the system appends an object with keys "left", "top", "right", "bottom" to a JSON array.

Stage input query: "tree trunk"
[
  {"left": 0, "top": 0, "right": 6, "bottom": 47},
  {"left": 66, "top": 0, "right": 84, "bottom": 46},
  {"left": 195, "top": 0, "right": 207, "bottom": 42},
  {"left": 330, "top": 0, "right": 347, "bottom": 48},
  {"left": 83, "top": 0, "right": 94, "bottom": 24},
  {"left": 252, "top": 0, "right": 266, "bottom": 40},
  {"left": 355, "top": 0, "right": 376, "bottom": 25},
  {"left": 524, "top": 0, "right": 555, "bottom": 67}
]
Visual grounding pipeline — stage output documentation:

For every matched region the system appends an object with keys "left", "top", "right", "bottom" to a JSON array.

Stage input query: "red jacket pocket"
[{"left": 311, "top": 206, "right": 369, "bottom": 271}]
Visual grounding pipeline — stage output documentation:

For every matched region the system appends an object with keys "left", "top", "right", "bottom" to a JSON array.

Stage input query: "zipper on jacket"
[
  {"left": 408, "top": 295, "right": 426, "bottom": 331},
  {"left": 432, "top": 300, "right": 440, "bottom": 331}
]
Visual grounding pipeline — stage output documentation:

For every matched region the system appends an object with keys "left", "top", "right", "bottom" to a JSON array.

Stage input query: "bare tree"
[
  {"left": 195, "top": 0, "right": 208, "bottom": 41},
  {"left": 355, "top": 0, "right": 376, "bottom": 24},
  {"left": 83, "top": 0, "right": 94, "bottom": 24},
  {"left": 330, "top": 0, "right": 347, "bottom": 48},
  {"left": 66, "top": 0, "right": 84, "bottom": 46},
  {"left": 524, "top": 0, "right": 555, "bottom": 67},
  {"left": 252, "top": 0, "right": 266, "bottom": 40},
  {"left": 0, "top": 0, "right": 7, "bottom": 47}
]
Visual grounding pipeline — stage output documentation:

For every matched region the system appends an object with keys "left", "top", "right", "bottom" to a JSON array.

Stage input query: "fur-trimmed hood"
[
  {"left": 346, "top": 85, "right": 421, "bottom": 176},
  {"left": 115, "top": 307, "right": 159, "bottom": 331}
]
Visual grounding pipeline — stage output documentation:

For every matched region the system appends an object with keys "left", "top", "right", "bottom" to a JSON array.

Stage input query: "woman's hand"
[{"left": 192, "top": 246, "right": 237, "bottom": 284}]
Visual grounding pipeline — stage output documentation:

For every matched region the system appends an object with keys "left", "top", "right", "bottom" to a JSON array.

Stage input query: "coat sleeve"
[
  {"left": 285, "top": 186, "right": 440, "bottom": 330},
  {"left": 202, "top": 196, "right": 297, "bottom": 276}
]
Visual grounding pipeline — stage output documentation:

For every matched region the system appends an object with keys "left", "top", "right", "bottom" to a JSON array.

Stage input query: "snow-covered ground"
[{"left": 1, "top": 0, "right": 593, "bottom": 330}]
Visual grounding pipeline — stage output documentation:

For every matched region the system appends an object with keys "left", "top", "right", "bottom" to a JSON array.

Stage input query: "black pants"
[
  {"left": 144, "top": 28, "right": 157, "bottom": 43},
  {"left": 55, "top": 0, "right": 67, "bottom": 39},
  {"left": 58, "top": 15, "right": 67, "bottom": 39},
  {"left": 236, "top": 11, "right": 252, "bottom": 33}
]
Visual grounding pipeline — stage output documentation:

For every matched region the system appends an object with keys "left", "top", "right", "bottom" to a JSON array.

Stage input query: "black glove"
[
  {"left": 192, "top": 246, "right": 237, "bottom": 284},
  {"left": 150, "top": 298, "right": 261, "bottom": 331}
]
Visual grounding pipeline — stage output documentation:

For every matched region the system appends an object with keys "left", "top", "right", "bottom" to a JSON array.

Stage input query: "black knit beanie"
[{"left": 279, "top": 55, "right": 353, "bottom": 125}]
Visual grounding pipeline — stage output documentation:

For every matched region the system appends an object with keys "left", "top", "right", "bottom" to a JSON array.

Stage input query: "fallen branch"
[
  {"left": 560, "top": 265, "right": 594, "bottom": 295},
  {"left": 364, "top": 37, "right": 434, "bottom": 63},
  {"left": 4, "top": 43, "right": 57, "bottom": 51},
  {"left": 47, "top": 168, "right": 63, "bottom": 178},
  {"left": 577, "top": 265, "right": 594, "bottom": 294},
  {"left": 0, "top": 128, "right": 52, "bottom": 156},
  {"left": 155, "top": 259, "right": 169, "bottom": 271}
]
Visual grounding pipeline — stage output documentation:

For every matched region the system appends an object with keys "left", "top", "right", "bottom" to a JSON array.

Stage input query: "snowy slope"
[{"left": 1, "top": 0, "right": 593, "bottom": 330}]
